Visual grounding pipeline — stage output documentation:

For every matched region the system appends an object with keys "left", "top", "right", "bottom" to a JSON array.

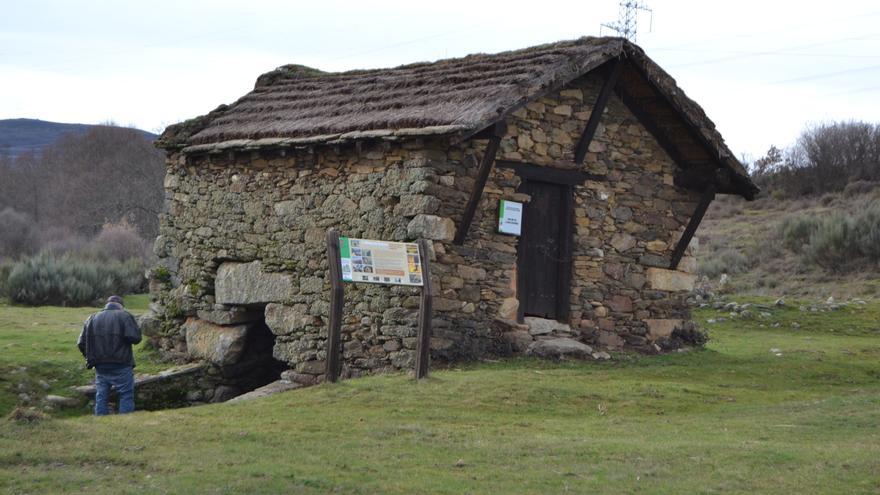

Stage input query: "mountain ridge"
[{"left": 0, "top": 118, "right": 158, "bottom": 158}]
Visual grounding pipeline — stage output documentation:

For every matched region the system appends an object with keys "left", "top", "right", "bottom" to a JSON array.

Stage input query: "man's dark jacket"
[{"left": 77, "top": 305, "right": 142, "bottom": 369}]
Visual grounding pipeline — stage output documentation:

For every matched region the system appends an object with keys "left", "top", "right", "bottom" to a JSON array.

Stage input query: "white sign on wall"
[
  {"left": 498, "top": 200, "right": 523, "bottom": 236},
  {"left": 339, "top": 237, "right": 424, "bottom": 286}
]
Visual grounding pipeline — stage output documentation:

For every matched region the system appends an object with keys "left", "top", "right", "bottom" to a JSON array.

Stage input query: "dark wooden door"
[{"left": 518, "top": 180, "right": 573, "bottom": 321}]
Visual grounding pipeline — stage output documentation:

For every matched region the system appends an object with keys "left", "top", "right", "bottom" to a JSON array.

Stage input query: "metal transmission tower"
[{"left": 601, "top": 1, "right": 653, "bottom": 42}]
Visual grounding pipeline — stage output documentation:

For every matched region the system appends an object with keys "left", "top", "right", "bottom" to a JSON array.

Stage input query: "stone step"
[
  {"left": 226, "top": 379, "right": 303, "bottom": 403},
  {"left": 523, "top": 316, "right": 572, "bottom": 336}
]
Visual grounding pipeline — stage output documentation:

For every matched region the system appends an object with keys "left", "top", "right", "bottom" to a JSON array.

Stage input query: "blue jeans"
[{"left": 94, "top": 364, "right": 135, "bottom": 416}]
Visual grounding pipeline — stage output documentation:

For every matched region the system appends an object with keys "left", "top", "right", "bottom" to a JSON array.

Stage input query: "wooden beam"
[
  {"left": 454, "top": 121, "right": 507, "bottom": 245},
  {"left": 669, "top": 186, "right": 715, "bottom": 270},
  {"left": 555, "top": 185, "right": 574, "bottom": 321},
  {"left": 324, "top": 229, "right": 344, "bottom": 383},
  {"left": 496, "top": 160, "right": 605, "bottom": 185},
  {"left": 414, "top": 239, "right": 434, "bottom": 379},
  {"left": 574, "top": 58, "right": 623, "bottom": 164}
]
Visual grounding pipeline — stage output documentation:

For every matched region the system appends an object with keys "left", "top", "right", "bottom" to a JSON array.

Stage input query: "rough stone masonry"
[{"left": 143, "top": 68, "right": 704, "bottom": 391}]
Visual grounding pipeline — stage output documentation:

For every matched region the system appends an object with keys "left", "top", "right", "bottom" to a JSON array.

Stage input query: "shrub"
[
  {"left": 804, "top": 214, "right": 857, "bottom": 271},
  {"left": 698, "top": 248, "right": 750, "bottom": 279},
  {"left": 5, "top": 252, "right": 145, "bottom": 306},
  {"left": 779, "top": 215, "right": 821, "bottom": 252},
  {"left": 852, "top": 203, "right": 880, "bottom": 260},
  {"left": 92, "top": 221, "right": 148, "bottom": 262}
]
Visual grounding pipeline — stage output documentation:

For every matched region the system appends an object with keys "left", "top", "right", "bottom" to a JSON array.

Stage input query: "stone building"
[{"left": 147, "top": 37, "right": 757, "bottom": 393}]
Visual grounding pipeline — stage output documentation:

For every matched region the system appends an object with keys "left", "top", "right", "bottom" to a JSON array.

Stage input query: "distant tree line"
[
  {"left": 0, "top": 125, "right": 164, "bottom": 240},
  {"left": 0, "top": 126, "right": 164, "bottom": 304},
  {"left": 749, "top": 121, "right": 880, "bottom": 198}
]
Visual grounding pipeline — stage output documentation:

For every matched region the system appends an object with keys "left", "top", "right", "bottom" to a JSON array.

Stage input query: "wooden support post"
[
  {"left": 414, "top": 239, "right": 434, "bottom": 379},
  {"left": 324, "top": 229, "right": 344, "bottom": 383},
  {"left": 454, "top": 121, "right": 507, "bottom": 245},
  {"left": 574, "top": 58, "right": 623, "bottom": 165},
  {"left": 669, "top": 186, "right": 715, "bottom": 270}
]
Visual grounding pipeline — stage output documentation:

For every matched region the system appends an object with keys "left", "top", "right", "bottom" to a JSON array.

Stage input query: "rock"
[
  {"left": 498, "top": 298, "right": 519, "bottom": 320},
  {"left": 197, "top": 308, "right": 262, "bottom": 325},
  {"left": 639, "top": 254, "right": 669, "bottom": 268},
  {"left": 137, "top": 312, "right": 163, "bottom": 337},
  {"left": 215, "top": 261, "right": 295, "bottom": 305},
  {"left": 502, "top": 331, "right": 533, "bottom": 353},
  {"left": 184, "top": 318, "right": 250, "bottom": 366},
  {"left": 524, "top": 317, "right": 570, "bottom": 336},
  {"left": 264, "top": 303, "right": 320, "bottom": 336},
  {"left": 406, "top": 214, "right": 455, "bottom": 241},
  {"left": 44, "top": 395, "right": 81, "bottom": 407},
  {"left": 281, "top": 370, "right": 317, "bottom": 386},
  {"left": 607, "top": 295, "right": 633, "bottom": 313},
  {"left": 526, "top": 338, "right": 593, "bottom": 360},
  {"left": 645, "top": 319, "right": 682, "bottom": 339},
  {"left": 227, "top": 380, "right": 302, "bottom": 403},
  {"left": 826, "top": 296, "right": 835, "bottom": 305},
  {"left": 591, "top": 351, "right": 612, "bottom": 360},
  {"left": 297, "top": 360, "right": 326, "bottom": 375},
  {"left": 610, "top": 233, "right": 636, "bottom": 252},
  {"left": 774, "top": 298, "right": 786, "bottom": 307},
  {"left": 457, "top": 265, "right": 487, "bottom": 281},
  {"left": 646, "top": 268, "right": 696, "bottom": 292}
]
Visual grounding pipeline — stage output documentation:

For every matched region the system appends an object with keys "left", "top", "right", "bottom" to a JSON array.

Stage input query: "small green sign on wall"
[{"left": 498, "top": 200, "right": 523, "bottom": 236}]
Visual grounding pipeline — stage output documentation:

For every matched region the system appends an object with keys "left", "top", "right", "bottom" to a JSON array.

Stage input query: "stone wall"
[{"left": 147, "top": 72, "right": 702, "bottom": 390}]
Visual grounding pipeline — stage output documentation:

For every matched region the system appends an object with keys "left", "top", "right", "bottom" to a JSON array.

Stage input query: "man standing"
[{"left": 77, "top": 295, "right": 142, "bottom": 415}]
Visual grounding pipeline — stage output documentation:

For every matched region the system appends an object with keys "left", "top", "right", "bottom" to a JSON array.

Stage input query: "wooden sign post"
[{"left": 324, "top": 229, "right": 434, "bottom": 382}]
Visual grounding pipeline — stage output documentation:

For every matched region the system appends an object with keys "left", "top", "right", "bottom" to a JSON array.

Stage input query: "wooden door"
[{"left": 517, "top": 180, "right": 573, "bottom": 321}]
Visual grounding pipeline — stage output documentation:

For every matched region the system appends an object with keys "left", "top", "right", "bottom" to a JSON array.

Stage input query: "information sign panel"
[
  {"left": 498, "top": 200, "right": 523, "bottom": 236},
  {"left": 339, "top": 237, "right": 423, "bottom": 286}
]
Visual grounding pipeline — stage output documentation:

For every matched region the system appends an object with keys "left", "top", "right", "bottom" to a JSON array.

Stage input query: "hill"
[
  {"left": 0, "top": 118, "right": 157, "bottom": 157},
  {"left": 696, "top": 184, "right": 880, "bottom": 298}
]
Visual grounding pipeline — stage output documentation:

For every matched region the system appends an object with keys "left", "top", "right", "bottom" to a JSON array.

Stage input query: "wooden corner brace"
[
  {"left": 574, "top": 58, "right": 623, "bottom": 165},
  {"left": 454, "top": 121, "right": 507, "bottom": 245},
  {"left": 669, "top": 185, "right": 716, "bottom": 270}
]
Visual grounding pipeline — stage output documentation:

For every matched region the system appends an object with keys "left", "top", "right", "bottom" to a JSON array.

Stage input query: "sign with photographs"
[{"left": 339, "top": 237, "right": 424, "bottom": 286}]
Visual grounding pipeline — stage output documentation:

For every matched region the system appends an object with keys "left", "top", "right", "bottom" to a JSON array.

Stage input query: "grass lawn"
[
  {"left": 0, "top": 294, "right": 165, "bottom": 417},
  {"left": 1, "top": 297, "right": 879, "bottom": 493}
]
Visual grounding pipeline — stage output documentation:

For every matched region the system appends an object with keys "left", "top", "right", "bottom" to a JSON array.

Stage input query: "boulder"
[
  {"left": 215, "top": 261, "right": 295, "bottom": 305},
  {"left": 184, "top": 318, "right": 250, "bottom": 366},
  {"left": 526, "top": 338, "right": 593, "bottom": 360}
]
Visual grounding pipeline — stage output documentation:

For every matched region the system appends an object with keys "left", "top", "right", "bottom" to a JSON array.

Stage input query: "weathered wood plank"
[
  {"left": 574, "top": 58, "right": 623, "bottom": 164},
  {"left": 496, "top": 160, "right": 605, "bottom": 185},
  {"left": 414, "top": 239, "right": 434, "bottom": 379},
  {"left": 669, "top": 186, "right": 715, "bottom": 270},
  {"left": 555, "top": 185, "right": 574, "bottom": 321},
  {"left": 324, "top": 229, "right": 344, "bottom": 383},
  {"left": 454, "top": 121, "right": 507, "bottom": 245}
]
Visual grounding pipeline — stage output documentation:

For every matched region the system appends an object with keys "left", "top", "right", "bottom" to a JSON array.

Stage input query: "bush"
[
  {"left": 92, "top": 221, "right": 149, "bottom": 262},
  {"left": 698, "top": 248, "right": 750, "bottom": 279},
  {"left": 779, "top": 216, "right": 821, "bottom": 253},
  {"left": 804, "top": 214, "right": 857, "bottom": 270},
  {"left": 5, "top": 252, "right": 145, "bottom": 306}
]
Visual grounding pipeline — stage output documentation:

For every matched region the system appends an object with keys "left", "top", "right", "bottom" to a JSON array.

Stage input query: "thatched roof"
[{"left": 158, "top": 37, "right": 757, "bottom": 198}]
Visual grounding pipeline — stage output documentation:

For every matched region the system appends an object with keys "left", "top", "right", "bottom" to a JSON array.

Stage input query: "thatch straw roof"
[{"left": 158, "top": 37, "right": 757, "bottom": 198}]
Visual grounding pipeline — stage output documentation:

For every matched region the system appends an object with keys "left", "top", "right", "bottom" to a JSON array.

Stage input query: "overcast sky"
[{"left": 2, "top": 0, "right": 879, "bottom": 160}]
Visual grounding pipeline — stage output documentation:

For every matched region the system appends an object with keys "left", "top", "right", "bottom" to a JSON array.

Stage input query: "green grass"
[
  {"left": 1, "top": 298, "right": 879, "bottom": 493},
  {"left": 0, "top": 295, "right": 165, "bottom": 417}
]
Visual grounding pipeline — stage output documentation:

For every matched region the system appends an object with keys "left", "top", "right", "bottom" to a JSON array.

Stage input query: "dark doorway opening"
[{"left": 516, "top": 178, "right": 574, "bottom": 323}]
